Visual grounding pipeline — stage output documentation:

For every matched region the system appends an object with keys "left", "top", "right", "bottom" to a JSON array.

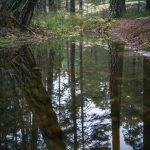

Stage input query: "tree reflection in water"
[
  {"left": 1, "top": 38, "right": 150, "bottom": 150},
  {"left": 143, "top": 56, "right": 150, "bottom": 150},
  {"left": 109, "top": 41, "right": 124, "bottom": 150},
  {"left": 70, "top": 39, "right": 78, "bottom": 150},
  {"left": 0, "top": 45, "right": 66, "bottom": 150}
]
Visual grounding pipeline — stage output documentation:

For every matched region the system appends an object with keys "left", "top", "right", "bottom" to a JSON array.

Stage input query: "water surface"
[{"left": 0, "top": 37, "right": 150, "bottom": 150}]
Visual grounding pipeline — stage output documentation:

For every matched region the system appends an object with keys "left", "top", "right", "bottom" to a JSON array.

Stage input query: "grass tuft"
[
  {"left": 32, "top": 11, "right": 102, "bottom": 36},
  {"left": 122, "top": 10, "right": 150, "bottom": 18}
]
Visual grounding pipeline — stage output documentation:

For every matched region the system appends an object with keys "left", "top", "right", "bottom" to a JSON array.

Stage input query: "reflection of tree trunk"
[
  {"left": 24, "top": 71, "right": 66, "bottom": 150},
  {"left": 109, "top": 42, "right": 124, "bottom": 150},
  {"left": 48, "top": 50, "right": 54, "bottom": 101},
  {"left": 70, "top": 40, "right": 78, "bottom": 150},
  {"left": 12, "top": 45, "right": 66, "bottom": 150},
  {"left": 79, "top": 39, "right": 85, "bottom": 150},
  {"left": 143, "top": 57, "right": 150, "bottom": 150},
  {"left": 31, "top": 114, "right": 37, "bottom": 150},
  {"left": 67, "top": 40, "right": 70, "bottom": 83},
  {"left": 21, "top": 124, "right": 27, "bottom": 150},
  {"left": 58, "top": 50, "right": 61, "bottom": 120}
]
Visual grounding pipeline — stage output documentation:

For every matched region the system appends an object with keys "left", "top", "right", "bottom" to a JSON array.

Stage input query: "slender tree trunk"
[
  {"left": 66, "top": 0, "right": 69, "bottom": 11},
  {"left": 80, "top": 39, "right": 85, "bottom": 150},
  {"left": 58, "top": 50, "right": 61, "bottom": 121},
  {"left": 43, "top": 0, "right": 47, "bottom": 13},
  {"left": 48, "top": 0, "right": 56, "bottom": 11},
  {"left": 31, "top": 115, "right": 38, "bottom": 150},
  {"left": 79, "top": 0, "right": 83, "bottom": 11},
  {"left": 39, "top": 0, "right": 46, "bottom": 13},
  {"left": 146, "top": 0, "right": 150, "bottom": 11},
  {"left": 48, "top": 49, "right": 54, "bottom": 102},
  {"left": 66, "top": 40, "right": 70, "bottom": 82},
  {"left": 22, "top": 124, "right": 27, "bottom": 149},
  {"left": 57, "top": 0, "right": 61, "bottom": 10},
  {"left": 138, "top": 0, "right": 140, "bottom": 11},
  {"left": 70, "top": 0, "right": 75, "bottom": 14}
]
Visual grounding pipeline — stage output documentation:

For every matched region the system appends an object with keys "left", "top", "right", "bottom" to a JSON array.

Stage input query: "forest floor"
[
  {"left": 109, "top": 17, "right": 150, "bottom": 51},
  {"left": 0, "top": 26, "right": 56, "bottom": 45},
  {"left": 0, "top": 16, "right": 150, "bottom": 51},
  {"left": 0, "top": 11, "right": 56, "bottom": 43}
]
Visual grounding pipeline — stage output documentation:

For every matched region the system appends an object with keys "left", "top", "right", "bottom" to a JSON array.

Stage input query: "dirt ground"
[{"left": 109, "top": 17, "right": 150, "bottom": 51}]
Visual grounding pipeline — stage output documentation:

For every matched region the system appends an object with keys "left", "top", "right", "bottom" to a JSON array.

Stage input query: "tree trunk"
[
  {"left": 146, "top": 0, "right": 150, "bottom": 11},
  {"left": 66, "top": 0, "right": 69, "bottom": 11},
  {"left": 79, "top": 0, "right": 83, "bottom": 11},
  {"left": 20, "top": 0, "right": 38, "bottom": 30},
  {"left": 70, "top": 0, "right": 75, "bottom": 14},
  {"left": 17, "top": 45, "right": 66, "bottom": 150},
  {"left": 109, "top": 0, "right": 122, "bottom": 18},
  {"left": 39, "top": 0, "right": 46, "bottom": 13},
  {"left": 120, "top": 0, "right": 126, "bottom": 13},
  {"left": 48, "top": 0, "right": 56, "bottom": 11},
  {"left": 57, "top": 0, "right": 61, "bottom": 10}
]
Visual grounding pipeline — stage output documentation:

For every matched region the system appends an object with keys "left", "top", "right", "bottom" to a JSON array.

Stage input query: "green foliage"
[
  {"left": 122, "top": 10, "right": 150, "bottom": 18},
  {"left": 33, "top": 11, "right": 102, "bottom": 36},
  {"left": 66, "top": 15, "right": 83, "bottom": 26},
  {"left": 33, "top": 11, "right": 62, "bottom": 31},
  {"left": 83, "top": 17, "right": 99, "bottom": 31}
]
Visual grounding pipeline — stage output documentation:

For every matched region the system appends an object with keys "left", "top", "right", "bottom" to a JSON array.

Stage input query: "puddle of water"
[{"left": 0, "top": 37, "right": 150, "bottom": 150}]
